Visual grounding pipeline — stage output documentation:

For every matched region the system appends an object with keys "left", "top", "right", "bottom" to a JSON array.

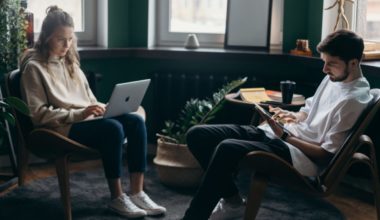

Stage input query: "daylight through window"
[{"left": 169, "top": 0, "right": 227, "bottom": 34}]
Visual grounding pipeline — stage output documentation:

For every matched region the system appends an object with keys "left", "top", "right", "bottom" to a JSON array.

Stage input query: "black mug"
[{"left": 280, "top": 81, "right": 296, "bottom": 104}]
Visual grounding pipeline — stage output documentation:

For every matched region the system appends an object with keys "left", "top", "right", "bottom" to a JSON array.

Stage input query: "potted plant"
[
  {"left": 154, "top": 77, "right": 247, "bottom": 188},
  {"left": 0, "top": 0, "right": 27, "bottom": 74},
  {"left": 0, "top": 0, "right": 28, "bottom": 155}
]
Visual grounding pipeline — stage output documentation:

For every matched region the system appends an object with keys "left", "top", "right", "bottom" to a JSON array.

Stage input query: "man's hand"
[
  {"left": 266, "top": 116, "right": 285, "bottom": 138},
  {"left": 269, "top": 106, "right": 302, "bottom": 123},
  {"left": 256, "top": 108, "right": 285, "bottom": 138},
  {"left": 83, "top": 104, "right": 106, "bottom": 119}
]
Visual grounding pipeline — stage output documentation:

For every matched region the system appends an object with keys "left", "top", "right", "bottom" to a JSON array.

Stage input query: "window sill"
[
  {"left": 78, "top": 46, "right": 380, "bottom": 71},
  {"left": 363, "top": 51, "right": 380, "bottom": 61},
  {"left": 79, "top": 46, "right": 298, "bottom": 60}
]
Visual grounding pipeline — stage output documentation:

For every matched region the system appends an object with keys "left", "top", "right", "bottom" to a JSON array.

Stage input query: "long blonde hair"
[{"left": 25, "top": 5, "right": 79, "bottom": 78}]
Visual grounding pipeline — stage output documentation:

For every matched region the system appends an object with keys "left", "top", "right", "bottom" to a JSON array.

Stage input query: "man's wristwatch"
[{"left": 280, "top": 131, "right": 290, "bottom": 141}]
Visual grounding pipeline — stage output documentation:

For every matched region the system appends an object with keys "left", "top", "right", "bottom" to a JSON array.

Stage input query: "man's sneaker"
[
  {"left": 209, "top": 198, "right": 245, "bottom": 220},
  {"left": 108, "top": 193, "right": 147, "bottom": 218},
  {"left": 129, "top": 191, "right": 167, "bottom": 215}
]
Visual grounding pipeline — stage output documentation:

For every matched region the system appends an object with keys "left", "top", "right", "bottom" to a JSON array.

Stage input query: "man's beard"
[{"left": 328, "top": 68, "right": 349, "bottom": 82}]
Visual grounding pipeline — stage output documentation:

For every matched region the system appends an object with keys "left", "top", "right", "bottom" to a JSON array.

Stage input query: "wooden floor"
[{"left": 0, "top": 159, "right": 377, "bottom": 220}]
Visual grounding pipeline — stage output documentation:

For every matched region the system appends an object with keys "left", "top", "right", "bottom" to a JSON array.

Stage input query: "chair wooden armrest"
[
  {"left": 240, "top": 151, "right": 322, "bottom": 195},
  {"left": 27, "top": 128, "right": 98, "bottom": 159}
]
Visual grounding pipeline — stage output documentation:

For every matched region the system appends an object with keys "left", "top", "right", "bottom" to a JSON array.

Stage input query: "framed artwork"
[{"left": 224, "top": 0, "right": 273, "bottom": 51}]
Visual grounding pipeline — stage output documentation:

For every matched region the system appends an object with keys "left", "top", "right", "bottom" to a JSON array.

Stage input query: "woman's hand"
[{"left": 82, "top": 104, "right": 106, "bottom": 119}]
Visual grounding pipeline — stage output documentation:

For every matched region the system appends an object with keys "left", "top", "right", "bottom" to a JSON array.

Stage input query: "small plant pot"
[{"left": 153, "top": 139, "right": 203, "bottom": 188}]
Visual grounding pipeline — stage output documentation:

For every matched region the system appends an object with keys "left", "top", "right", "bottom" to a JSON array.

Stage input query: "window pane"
[
  {"left": 170, "top": 0, "right": 227, "bottom": 34},
  {"left": 365, "top": 0, "right": 380, "bottom": 41},
  {"left": 28, "top": 0, "right": 83, "bottom": 33}
]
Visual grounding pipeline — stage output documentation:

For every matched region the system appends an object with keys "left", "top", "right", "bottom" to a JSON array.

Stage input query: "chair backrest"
[
  {"left": 4, "top": 69, "right": 34, "bottom": 144},
  {"left": 320, "top": 88, "right": 380, "bottom": 188}
]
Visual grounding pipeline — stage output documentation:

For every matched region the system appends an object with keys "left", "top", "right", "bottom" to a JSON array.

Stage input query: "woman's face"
[{"left": 48, "top": 26, "right": 74, "bottom": 57}]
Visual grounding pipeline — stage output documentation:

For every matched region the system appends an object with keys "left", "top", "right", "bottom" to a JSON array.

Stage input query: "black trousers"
[{"left": 182, "top": 124, "right": 292, "bottom": 220}]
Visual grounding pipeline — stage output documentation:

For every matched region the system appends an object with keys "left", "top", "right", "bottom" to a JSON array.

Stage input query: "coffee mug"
[{"left": 280, "top": 80, "right": 296, "bottom": 104}]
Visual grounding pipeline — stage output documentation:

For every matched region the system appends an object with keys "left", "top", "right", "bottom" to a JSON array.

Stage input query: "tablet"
[{"left": 253, "top": 103, "right": 293, "bottom": 135}]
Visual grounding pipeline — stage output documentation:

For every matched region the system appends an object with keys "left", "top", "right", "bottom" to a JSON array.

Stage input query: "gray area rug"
[{"left": 0, "top": 164, "right": 344, "bottom": 220}]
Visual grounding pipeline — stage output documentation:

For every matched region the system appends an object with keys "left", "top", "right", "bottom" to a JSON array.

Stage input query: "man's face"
[{"left": 321, "top": 53, "right": 351, "bottom": 82}]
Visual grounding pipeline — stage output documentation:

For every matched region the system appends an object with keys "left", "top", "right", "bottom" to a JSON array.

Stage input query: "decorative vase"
[
  {"left": 153, "top": 139, "right": 203, "bottom": 188},
  {"left": 184, "top": 33, "right": 200, "bottom": 49}
]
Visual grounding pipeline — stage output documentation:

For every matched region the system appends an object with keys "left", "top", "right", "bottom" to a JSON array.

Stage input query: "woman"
[{"left": 20, "top": 6, "right": 166, "bottom": 218}]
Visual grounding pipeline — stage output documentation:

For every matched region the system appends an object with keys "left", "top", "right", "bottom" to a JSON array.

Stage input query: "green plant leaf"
[
  {"left": 5, "top": 96, "right": 30, "bottom": 115},
  {"left": 0, "top": 100, "right": 9, "bottom": 108},
  {"left": 159, "top": 77, "right": 247, "bottom": 144},
  {"left": 0, "top": 111, "right": 15, "bottom": 126}
]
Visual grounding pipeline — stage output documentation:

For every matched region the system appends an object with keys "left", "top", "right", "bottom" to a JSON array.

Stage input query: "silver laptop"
[{"left": 86, "top": 79, "right": 150, "bottom": 121}]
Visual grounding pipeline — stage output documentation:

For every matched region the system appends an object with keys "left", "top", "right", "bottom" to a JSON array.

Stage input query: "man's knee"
[
  {"left": 214, "top": 139, "right": 246, "bottom": 159},
  {"left": 186, "top": 125, "right": 207, "bottom": 146}
]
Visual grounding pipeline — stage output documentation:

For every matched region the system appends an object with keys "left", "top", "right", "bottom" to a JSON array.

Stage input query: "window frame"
[
  {"left": 322, "top": 0, "right": 380, "bottom": 45},
  {"left": 354, "top": 0, "right": 380, "bottom": 50},
  {"left": 155, "top": 0, "right": 283, "bottom": 49},
  {"left": 156, "top": 0, "right": 225, "bottom": 48},
  {"left": 32, "top": 0, "right": 97, "bottom": 46}
]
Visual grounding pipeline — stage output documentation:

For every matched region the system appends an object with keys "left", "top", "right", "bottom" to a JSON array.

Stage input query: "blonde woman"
[{"left": 20, "top": 6, "right": 166, "bottom": 218}]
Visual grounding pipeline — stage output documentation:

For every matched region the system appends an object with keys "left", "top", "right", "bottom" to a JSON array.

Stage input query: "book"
[
  {"left": 240, "top": 88, "right": 305, "bottom": 105},
  {"left": 363, "top": 51, "right": 380, "bottom": 61},
  {"left": 240, "top": 87, "right": 271, "bottom": 103}
]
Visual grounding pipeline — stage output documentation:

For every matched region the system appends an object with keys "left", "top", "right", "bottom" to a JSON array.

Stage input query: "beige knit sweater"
[{"left": 20, "top": 55, "right": 99, "bottom": 136}]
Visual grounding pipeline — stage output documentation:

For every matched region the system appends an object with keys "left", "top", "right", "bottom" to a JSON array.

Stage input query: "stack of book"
[
  {"left": 240, "top": 88, "right": 305, "bottom": 105},
  {"left": 363, "top": 41, "right": 380, "bottom": 61}
]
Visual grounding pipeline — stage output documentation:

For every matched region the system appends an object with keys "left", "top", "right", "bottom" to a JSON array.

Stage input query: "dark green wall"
[
  {"left": 307, "top": 1, "right": 323, "bottom": 54},
  {"left": 108, "top": 0, "right": 324, "bottom": 52},
  {"left": 108, "top": 0, "right": 148, "bottom": 47},
  {"left": 283, "top": 0, "right": 323, "bottom": 54}
]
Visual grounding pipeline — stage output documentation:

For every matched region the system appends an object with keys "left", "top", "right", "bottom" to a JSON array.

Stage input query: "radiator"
[{"left": 149, "top": 72, "right": 253, "bottom": 139}]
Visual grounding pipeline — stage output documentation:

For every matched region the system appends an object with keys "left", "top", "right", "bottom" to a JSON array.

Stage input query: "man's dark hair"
[{"left": 317, "top": 29, "right": 364, "bottom": 63}]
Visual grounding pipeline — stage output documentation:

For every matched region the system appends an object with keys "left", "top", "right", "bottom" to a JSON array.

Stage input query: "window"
[
  {"left": 155, "top": 0, "right": 283, "bottom": 49},
  {"left": 28, "top": 0, "right": 97, "bottom": 45},
  {"left": 322, "top": 0, "right": 380, "bottom": 56},
  {"left": 355, "top": 0, "right": 380, "bottom": 51}
]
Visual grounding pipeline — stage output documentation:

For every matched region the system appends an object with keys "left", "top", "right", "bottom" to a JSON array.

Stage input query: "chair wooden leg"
[
  {"left": 372, "top": 169, "right": 380, "bottom": 220},
  {"left": 17, "top": 145, "right": 29, "bottom": 186},
  {"left": 365, "top": 135, "right": 380, "bottom": 220},
  {"left": 369, "top": 156, "right": 380, "bottom": 220},
  {"left": 56, "top": 155, "right": 72, "bottom": 220},
  {"left": 244, "top": 173, "right": 268, "bottom": 220}
]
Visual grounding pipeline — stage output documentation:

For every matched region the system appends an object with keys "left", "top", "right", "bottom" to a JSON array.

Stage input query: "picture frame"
[{"left": 224, "top": 0, "right": 273, "bottom": 51}]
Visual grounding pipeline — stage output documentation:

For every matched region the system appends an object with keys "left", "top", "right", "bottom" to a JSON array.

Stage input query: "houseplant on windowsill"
[
  {"left": 0, "top": 0, "right": 27, "bottom": 75},
  {"left": 154, "top": 77, "right": 247, "bottom": 188},
  {"left": 0, "top": 0, "right": 28, "bottom": 153}
]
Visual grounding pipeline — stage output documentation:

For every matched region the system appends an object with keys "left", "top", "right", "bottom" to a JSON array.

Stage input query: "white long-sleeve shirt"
[{"left": 260, "top": 75, "right": 372, "bottom": 176}]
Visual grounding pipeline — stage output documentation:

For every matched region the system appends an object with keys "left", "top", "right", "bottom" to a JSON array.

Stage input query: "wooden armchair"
[
  {"left": 240, "top": 89, "right": 380, "bottom": 220},
  {"left": 4, "top": 69, "right": 145, "bottom": 220}
]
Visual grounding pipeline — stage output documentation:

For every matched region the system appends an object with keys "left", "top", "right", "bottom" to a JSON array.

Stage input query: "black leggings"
[{"left": 183, "top": 124, "right": 292, "bottom": 220}]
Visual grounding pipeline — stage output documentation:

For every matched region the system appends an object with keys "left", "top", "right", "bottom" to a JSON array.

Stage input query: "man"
[{"left": 182, "top": 29, "right": 372, "bottom": 220}]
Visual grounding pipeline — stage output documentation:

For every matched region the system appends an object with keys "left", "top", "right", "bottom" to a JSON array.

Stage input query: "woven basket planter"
[{"left": 153, "top": 139, "right": 203, "bottom": 188}]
